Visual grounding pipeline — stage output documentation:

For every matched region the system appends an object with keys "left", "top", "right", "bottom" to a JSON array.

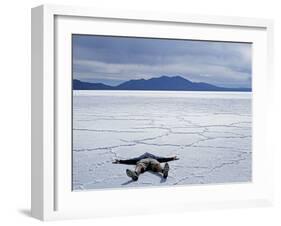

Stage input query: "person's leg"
[
  {"left": 151, "top": 160, "right": 169, "bottom": 179},
  {"left": 126, "top": 162, "right": 147, "bottom": 181},
  {"left": 135, "top": 162, "right": 146, "bottom": 175},
  {"left": 150, "top": 160, "right": 163, "bottom": 173}
]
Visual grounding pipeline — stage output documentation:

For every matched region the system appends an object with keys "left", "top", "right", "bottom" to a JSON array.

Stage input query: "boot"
[
  {"left": 126, "top": 169, "right": 138, "bottom": 181},
  {"left": 163, "top": 162, "right": 169, "bottom": 179}
]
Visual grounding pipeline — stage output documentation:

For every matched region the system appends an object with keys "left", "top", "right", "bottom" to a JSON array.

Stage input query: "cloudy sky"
[{"left": 73, "top": 35, "right": 252, "bottom": 88}]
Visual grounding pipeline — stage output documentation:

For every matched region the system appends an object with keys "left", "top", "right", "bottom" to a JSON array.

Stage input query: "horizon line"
[{"left": 73, "top": 75, "right": 252, "bottom": 90}]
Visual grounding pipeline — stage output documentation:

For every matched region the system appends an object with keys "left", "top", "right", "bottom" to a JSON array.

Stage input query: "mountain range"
[{"left": 73, "top": 76, "right": 251, "bottom": 92}]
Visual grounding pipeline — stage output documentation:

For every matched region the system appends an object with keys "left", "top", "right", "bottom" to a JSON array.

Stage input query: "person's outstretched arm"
[
  {"left": 112, "top": 158, "right": 138, "bottom": 165},
  {"left": 156, "top": 156, "right": 179, "bottom": 163}
]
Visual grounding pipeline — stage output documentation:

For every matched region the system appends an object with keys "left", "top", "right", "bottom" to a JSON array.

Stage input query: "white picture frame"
[{"left": 31, "top": 4, "right": 274, "bottom": 221}]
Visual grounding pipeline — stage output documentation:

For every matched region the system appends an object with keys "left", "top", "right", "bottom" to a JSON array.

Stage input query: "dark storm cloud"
[{"left": 73, "top": 35, "right": 252, "bottom": 88}]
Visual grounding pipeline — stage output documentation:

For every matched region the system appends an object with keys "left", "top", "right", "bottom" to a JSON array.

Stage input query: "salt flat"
[{"left": 72, "top": 91, "right": 252, "bottom": 190}]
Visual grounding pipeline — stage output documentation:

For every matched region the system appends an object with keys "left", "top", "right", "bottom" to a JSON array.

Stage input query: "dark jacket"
[{"left": 117, "top": 152, "right": 176, "bottom": 165}]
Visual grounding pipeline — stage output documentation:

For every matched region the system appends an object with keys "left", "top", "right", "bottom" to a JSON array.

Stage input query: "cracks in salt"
[
  {"left": 73, "top": 143, "right": 137, "bottom": 152},
  {"left": 73, "top": 128, "right": 147, "bottom": 133},
  {"left": 76, "top": 122, "right": 251, "bottom": 152},
  {"left": 172, "top": 152, "right": 249, "bottom": 185},
  {"left": 173, "top": 176, "right": 190, "bottom": 185},
  {"left": 73, "top": 101, "right": 252, "bottom": 189},
  {"left": 207, "top": 156, "right": 247, "bottom": 174}
]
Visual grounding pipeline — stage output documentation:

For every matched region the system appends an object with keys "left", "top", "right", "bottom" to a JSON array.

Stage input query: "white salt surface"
[{"left": 72, "top": 91, "right": 252, "bottom": 190}]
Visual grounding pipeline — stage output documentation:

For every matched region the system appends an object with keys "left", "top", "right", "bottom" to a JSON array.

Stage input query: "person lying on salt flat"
[{"left": 112, "top": 152, "right": 179, "bottom": 181}]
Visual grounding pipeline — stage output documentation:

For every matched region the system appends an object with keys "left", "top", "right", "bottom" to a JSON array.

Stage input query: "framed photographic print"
[{"left": 31, "top": 4, "right": 274, "bottom": 221}]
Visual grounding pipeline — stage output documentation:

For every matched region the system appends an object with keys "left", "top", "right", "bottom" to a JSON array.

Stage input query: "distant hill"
[
  {"left": 73, "top": 79, "right": 113, "bottom": 90},
  {"left": 73, "top": 76, "right": 251, "bottom": 92}
]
